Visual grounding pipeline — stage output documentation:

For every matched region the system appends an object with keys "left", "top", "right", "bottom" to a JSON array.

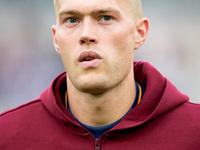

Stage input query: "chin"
[{"left": 78, "top": 83, "right": 108, "bottom": 94}]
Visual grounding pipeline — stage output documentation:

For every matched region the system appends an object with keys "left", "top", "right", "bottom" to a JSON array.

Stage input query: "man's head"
[{"left": 52, "top": 0, "right": 149, "bottom": 94}]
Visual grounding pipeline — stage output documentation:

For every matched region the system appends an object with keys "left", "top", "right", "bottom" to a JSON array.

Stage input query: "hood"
[
  {"left": 112, "top": 61, "right": 189, "bottom": 130},
  {"left": 41, "top": 72, "right": 87, "bottom": 134},
  {"left": 40, "top": 61, "right": 189, "bottom": 133}
]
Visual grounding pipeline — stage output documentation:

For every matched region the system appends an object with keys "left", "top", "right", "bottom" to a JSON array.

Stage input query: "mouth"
[
  {"left": 83, "top": 58, "right": 95, "bottom": 61},
  {"left": 79, "top": 51, "right": 101, "bottom": 62},
  {"left": 79, "top": 51, "right": 102, "bottom": 68}
]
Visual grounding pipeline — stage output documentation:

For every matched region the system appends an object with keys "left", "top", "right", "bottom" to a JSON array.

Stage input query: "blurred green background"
[{"left": 0, "top": 0, "right": 200, "bottom": 113}]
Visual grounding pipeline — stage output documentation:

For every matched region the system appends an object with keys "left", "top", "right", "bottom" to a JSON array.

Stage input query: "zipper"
[{"left": 95, "top": 138, "right": 100, "bottom": 150}]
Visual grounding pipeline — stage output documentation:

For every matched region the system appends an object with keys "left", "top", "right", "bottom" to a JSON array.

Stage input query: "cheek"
[
  {"left": 58, "top": 31, "right": 73, "bottom": 51},
  {"left": 110, "top": 28, "right": 135, "bottom": 60},
  {"left": 57, "top": 26, "right": 79, "bottom": 51},
  {"left": 110, "top": 24, "right": 136, "bottom": 51},
  {"left": 104, "top": 27, "right": 136, "bottom": 75},
  {"left": 57, "top": 30, "right": 77, "bottom": 67}
]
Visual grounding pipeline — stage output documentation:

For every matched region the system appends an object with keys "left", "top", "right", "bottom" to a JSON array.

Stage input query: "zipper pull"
[{"left": 95, "top": 138, "right": 100, "bottom": 150}]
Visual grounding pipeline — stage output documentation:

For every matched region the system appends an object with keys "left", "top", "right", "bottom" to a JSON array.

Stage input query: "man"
[{"left": 0, "top": 0, "right": 199, "bottom": 149}]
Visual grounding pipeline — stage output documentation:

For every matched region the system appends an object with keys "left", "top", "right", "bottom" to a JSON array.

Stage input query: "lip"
[
  {"left": 79, "top": 51, "right": 101, "bottom": 62},
  {"left": 79, "top": 51, "right": 102, "bottom": 68}
]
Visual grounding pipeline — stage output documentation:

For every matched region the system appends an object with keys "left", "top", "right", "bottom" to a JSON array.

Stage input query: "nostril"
[
  {"left": 90, "top": 40, "right": 95, "bottom": 42},
  {"left": 80, "top": 39, "right": 95, "bottom": 44},
  {"left": 81, "top": 40, "right": 86, "bottom": 43}
]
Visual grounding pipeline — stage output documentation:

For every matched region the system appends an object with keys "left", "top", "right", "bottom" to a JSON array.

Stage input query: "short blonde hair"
[
  {"left": 54, "top": 0, "right": 58, "bottom": 10},
  {"left": 135, "top": 0, "right": 143, "bottom": 19},
  {"left": 128, "top": 0, "right": 143, "bottom": 19}
]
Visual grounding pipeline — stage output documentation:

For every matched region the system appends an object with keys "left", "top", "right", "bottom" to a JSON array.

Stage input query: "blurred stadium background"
[{"left": 0, "top": 0, "right": 200, "bottom": 113}]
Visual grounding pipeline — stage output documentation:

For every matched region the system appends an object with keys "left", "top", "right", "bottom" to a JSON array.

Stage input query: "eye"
[
  {"left": 100, "top": 16, "right": 113, "bottom": 22},
  {"left": 65, "top": 17, "right": 78, "bottom": 24}
]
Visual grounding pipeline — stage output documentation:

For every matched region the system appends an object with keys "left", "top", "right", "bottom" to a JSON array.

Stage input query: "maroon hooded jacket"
[{"left": 0, "top": 61, "right": 200, "bottom": 150}]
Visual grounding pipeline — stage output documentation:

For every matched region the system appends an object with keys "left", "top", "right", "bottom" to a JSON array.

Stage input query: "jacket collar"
[{"left": 40, "top": 61, "right": 189, "bottom": 134}]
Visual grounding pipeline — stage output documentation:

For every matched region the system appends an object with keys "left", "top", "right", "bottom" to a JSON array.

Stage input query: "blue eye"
[
  {"left": 66, "top": 18, "right": 78, "bottom": 24},
  {"left": 101, "top": 16, "right": 112, "bottom": 21}
]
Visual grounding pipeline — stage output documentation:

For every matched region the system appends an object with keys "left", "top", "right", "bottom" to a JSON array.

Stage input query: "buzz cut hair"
[
  {"left": 130, "top": 0, "right": 143, "bottom": 19},
  {"left": 54, "top": 0, "right": 58, "bottom": 9}
]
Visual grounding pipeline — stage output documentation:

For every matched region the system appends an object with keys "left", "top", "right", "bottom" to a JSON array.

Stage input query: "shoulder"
[
  {"left": 183, "top": 101, "right": 200, "bottom": 118},
  {"left": 170, "top": 101, "right": 200, "bottom": 125},
  {"left": 181, "top": 101, "right": 200, "bottom": 112},
  {"left": 0, "top": 99, "right": 44, "bottom": 125},
  {"left": 173, "top": 101, "right": 200, "bottom": 115}
]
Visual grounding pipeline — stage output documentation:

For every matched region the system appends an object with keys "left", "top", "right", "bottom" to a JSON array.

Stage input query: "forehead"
[{"left": 55, "top": 0, "right": 135, "bottom": 18}]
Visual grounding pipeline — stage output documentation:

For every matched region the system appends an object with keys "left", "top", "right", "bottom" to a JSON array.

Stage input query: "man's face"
[{"left": 53, "top": 0, "right": 142, "bottom": 94}]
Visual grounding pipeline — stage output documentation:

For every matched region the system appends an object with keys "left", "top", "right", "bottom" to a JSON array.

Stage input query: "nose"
[{"left": 79, "top": 18, "right": 98, "bottom": 45}]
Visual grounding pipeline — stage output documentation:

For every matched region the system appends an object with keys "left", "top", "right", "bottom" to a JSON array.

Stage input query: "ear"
[
  {"left": 52, "top": 25, "right": 60, "bottom": 53},
  {"left": 134, "top": 18, "right": 149, "bottom": 50}
]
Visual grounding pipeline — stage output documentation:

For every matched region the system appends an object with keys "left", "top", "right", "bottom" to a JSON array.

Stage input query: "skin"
[
  {"left": 52, "top": 0, "right": 149, "bottom": 126},
  {"left": 54, "top": 0, "right": 143, "bottom": 20}
]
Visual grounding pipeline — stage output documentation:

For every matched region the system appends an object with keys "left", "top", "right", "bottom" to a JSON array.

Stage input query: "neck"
[{"left": 67, "top": 71, "right": 136, "bottom": 127}]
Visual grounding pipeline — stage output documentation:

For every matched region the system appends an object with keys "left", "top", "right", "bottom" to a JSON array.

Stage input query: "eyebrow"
[
  {"left": 59, "top": 10, "right": 81, "bottom": 17},
  {"left": 59, "top": 7, "right": 121, "bottom": 18},
  {"left": 92, "top": 7, "right": 121, "bottom": 16}
]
